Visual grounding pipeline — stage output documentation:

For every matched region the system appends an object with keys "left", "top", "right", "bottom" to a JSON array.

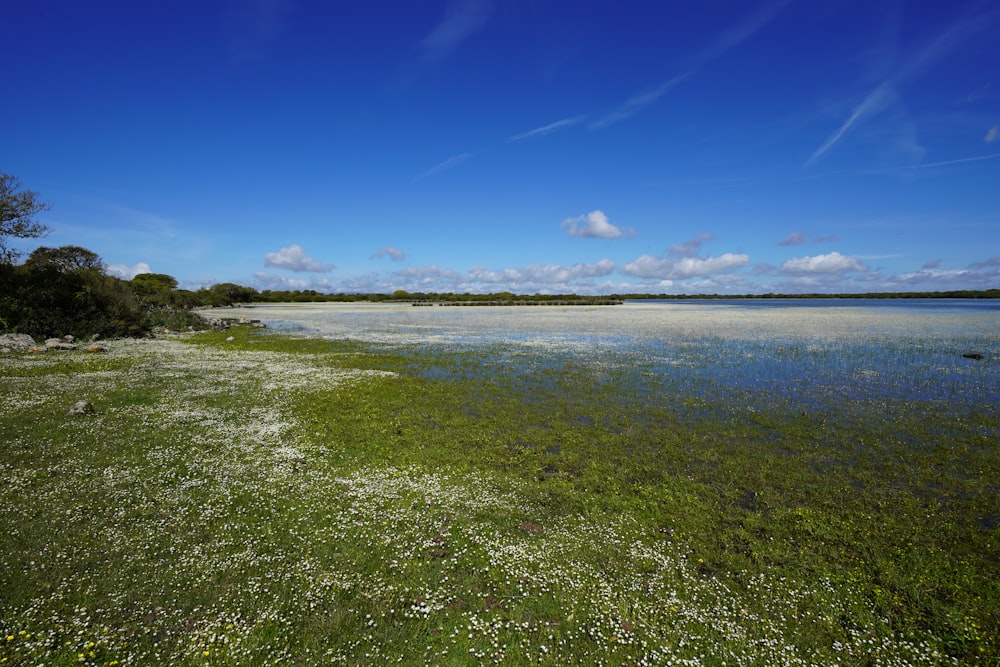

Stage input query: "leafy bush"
[
  {"left": 142, "top": 306, "right": 207, "bottom": 331},
  {"left": 0, "top": 246, "right": 208, "bottom": 339},
  {"left": 0, "top": 261, "right": 145, "bottom": 339}
]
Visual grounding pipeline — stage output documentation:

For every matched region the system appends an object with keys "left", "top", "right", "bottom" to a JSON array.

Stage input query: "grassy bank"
[{"left": 1, "top": 326, "right": 997, "bottom": 665}]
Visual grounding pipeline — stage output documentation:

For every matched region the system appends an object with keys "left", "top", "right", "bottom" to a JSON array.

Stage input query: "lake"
[{"left": 199, "top": 300, "right": 1000, "bottom": 410}]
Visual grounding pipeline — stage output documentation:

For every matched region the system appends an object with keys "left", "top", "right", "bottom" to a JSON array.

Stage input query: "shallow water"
[{"left": 200, "top": 301, "right": 1000, "bottom": 409}]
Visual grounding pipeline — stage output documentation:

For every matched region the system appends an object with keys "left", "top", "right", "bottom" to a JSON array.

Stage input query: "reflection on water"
[{"left": 199, "top": 301, "right": 1000, "bottom": 409}]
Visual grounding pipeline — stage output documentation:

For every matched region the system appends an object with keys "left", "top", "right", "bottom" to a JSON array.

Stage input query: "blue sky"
[{"left": 4, "top": 0, "right": 999, "bottom": 294}]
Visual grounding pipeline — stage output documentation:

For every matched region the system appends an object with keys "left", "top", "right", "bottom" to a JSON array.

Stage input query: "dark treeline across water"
[
  {"left": 632, "top": 297, "right": 1000, "bottom": 312},
  {"left": 244, "top": 288, "right": 999, "bottom": 304}
]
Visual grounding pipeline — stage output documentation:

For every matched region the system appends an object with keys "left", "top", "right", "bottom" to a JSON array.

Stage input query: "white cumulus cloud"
[
  {"left": 621, "top": 253, "right": 750, "bottom": 279},
  {"left": 668, "top": 232, "right": 715, "bottom": 257},
  {"left": 969, "top": 255, "right": 1000, "bottom": 268},
  {"left": 263, "top": 245, "right": 335, "bottom": 272},
  {"left": 780, "top": 252, "right": 868, "bottom": 275},
  {"left": 395, "top": 265, "right": 462, "bottom": 283},
  {"left": 561, "top": 210, "right": 635, "bottom": 239},
  {"left": 389, "top": 260, "right": 616, "bottom": 293},
  {"left": 778, "top": 232, "right": 807, "bottom": 246},
  {"left": 105, "top": 262, "right": 152, "bottom": 279},
  {"left": 372, "top": 246, "right": 406, "bottom": 261},
  {"left": 252, "top": 271, "right": 335, "bottom": 291},
  {"left": 890, "top": 268, "right": 972, "bottom": 285}
]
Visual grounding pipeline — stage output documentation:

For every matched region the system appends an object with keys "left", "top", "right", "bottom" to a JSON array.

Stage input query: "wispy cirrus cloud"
[
  {"left": 592, "top": 0, "right": 793, "bottom": 130},
  {"left": 806, "top": 8, "right": 995, "bottom": 166},
  {"left": 590, "top": 74, "right": 691, "bottom": 130},
  {"left": 508, "top": 116, "right": 587, "bottom": 142},
  {"left": 416, "top": 153, "right": 475, "bottom": 180},
  {"left": 869, "top": 152, "right": 1000, "bottom": 173},
  {"left": 805, "top": 83, "right": 896, "bottom": 167},
  {"left": 986, "top": 126, "right": 1000, "bottom": 143},
  {"left": 420, "top": 0, "right": 494, "bottom": 63},
  {"left": 695, "top": 0, "right": 795, "bottom": 64},
  {"left": 223, "top": 0, "right": 292, "bottom": 63}
]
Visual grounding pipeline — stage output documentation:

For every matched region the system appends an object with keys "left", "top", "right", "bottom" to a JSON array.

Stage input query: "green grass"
[{"left": 1, "top": 326, "right": 997, "bottom": 665}]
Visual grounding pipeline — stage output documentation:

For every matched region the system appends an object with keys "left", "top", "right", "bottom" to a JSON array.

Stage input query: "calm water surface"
[{"left": 202, "top": 300, "right": 1000, "bottom": 409}]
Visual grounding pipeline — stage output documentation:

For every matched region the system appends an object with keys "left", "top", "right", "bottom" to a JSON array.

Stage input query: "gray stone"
[
  {"left": 0, "top": 333, "right": 37, "bottom": 352},
  {"left": 68, "top": 400, "right": 96, "bottom": 415},
  {"left": 45, "top": 338, "right": 78, "bottom": 350}
]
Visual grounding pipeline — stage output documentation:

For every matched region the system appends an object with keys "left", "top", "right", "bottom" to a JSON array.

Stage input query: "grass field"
[{"left": 2, "top": 324, "right": 997, "bottom": 665}]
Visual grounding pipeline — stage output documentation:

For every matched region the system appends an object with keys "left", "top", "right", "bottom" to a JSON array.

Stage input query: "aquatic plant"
[{"left": 2, "top": 304, "right": 997, "bottom": 664}]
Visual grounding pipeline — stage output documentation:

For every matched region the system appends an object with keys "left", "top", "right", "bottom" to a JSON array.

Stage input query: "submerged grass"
[{"left": 1, "top": 323, "right": 997, "bottom": 665}]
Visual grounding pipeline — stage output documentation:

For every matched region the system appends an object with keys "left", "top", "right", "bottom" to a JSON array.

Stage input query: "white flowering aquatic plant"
[{"left": 2, "top": 310, "right": 997, "bottom": 665}]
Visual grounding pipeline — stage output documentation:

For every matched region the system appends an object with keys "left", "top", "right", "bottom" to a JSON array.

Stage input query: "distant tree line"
[
  {"left": 615, "top": 290, "right": 1000, "bottom": 300},
  {"left": 218, "top": 289, "right": 622, "bottom": 305},
  {"left": 217, "top": 288, "right": 1000, "bottom": 304}
]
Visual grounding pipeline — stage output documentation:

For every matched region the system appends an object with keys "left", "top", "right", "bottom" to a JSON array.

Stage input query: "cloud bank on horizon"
[{"left": 3, "top": 0, "right": 999, "bottom": 295}]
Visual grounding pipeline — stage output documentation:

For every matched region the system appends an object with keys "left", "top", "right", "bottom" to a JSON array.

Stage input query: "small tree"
[
  {"left": 24, "top": 245, "right": 103, "bottom": 272},
  {"left": 131, "top": 272, "right": 179, "bottom": 294},
  {"left": 131, "top": 273, "right": 181, "bottom": 308},
  {"left": 0, "top": 173, "right": 50, "bottom": 263},
  {"left": 206, "top": 282, "right": 259, "bottom": 306}
]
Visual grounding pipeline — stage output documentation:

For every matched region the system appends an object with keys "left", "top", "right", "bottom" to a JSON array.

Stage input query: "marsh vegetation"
[{"left": 2, "top": 302, "right": 997, "bottom": 665}]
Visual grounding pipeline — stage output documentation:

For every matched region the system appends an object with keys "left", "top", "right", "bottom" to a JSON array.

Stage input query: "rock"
[
  {"left": 225, "top": 336, "right": 235, "bottom": 342},
  {"left": 68, "top": 400, "right": 96, "bottom": 415},
  {"left": 0, "top": 333, "right": 37, "bottom": 352},
  {"left": 962, "top": 352, "right": 984, "bottom": 360},
  {"left": 45, "top": 338, "right": 78, "bottom": 350}
]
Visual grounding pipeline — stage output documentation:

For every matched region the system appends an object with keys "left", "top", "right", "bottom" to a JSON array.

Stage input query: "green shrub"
[{"left": 0, "top": 262, "right": 145, "bottom": 338}]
